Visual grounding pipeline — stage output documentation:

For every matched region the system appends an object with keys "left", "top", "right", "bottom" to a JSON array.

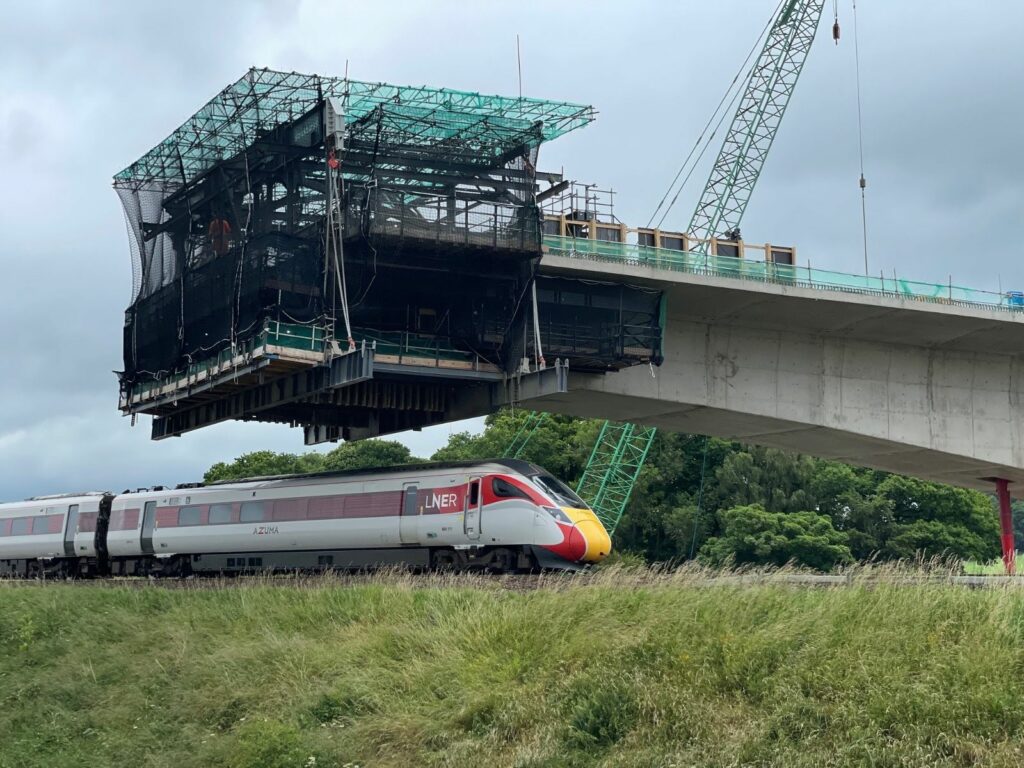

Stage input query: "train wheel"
[
  {"left": 486, "top": 548, "right": 516, "bottom": 575},
  {"left": 431, "top": 549, "right": 459, "bottom": 572}
]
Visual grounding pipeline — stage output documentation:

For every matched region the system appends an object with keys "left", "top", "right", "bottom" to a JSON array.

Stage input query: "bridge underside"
[
  {"left": 514, "top": 255, "right": 1024, "bottom": 492},
  {"left": 527, "top": 382, "right": 1023, "bottom": 491}
]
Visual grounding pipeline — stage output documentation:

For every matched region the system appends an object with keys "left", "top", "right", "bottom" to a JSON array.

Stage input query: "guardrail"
[{"left": 543, "top": 234, "right": 1024, "bottom": 313}]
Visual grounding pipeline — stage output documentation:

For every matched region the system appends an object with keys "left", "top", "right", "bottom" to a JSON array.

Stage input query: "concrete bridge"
[{"left": 524, "top": 248, "right": 1024, "bottom": 493}]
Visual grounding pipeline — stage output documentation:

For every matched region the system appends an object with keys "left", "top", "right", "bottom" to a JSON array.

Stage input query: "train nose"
[{"left": 564, "top": 508, "right": 612, "bottom": 563}]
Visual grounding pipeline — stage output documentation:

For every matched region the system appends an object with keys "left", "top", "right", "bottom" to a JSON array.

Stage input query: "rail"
[{"left": 543, "top": 235, "right": 1024, "bottom": 313}]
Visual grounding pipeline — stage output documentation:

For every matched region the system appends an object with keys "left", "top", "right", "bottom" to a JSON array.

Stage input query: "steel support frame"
[
  {"left": 995, "top": 478, "right": 1016, "bottom": 575},
  {"left": 304, "top": 360, "right": 571, "bottom": 445},
  {"left": 151, "top": 347, "right": 374, "bottom": 439}
]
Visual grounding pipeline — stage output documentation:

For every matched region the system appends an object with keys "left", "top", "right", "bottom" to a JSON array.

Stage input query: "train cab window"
[
  {"left": 240, "top": 501, "right": 266, "bottom": 523},
  {"left": 178, "top": 506, "right": 203, "bottom": 526},
  {"left": 492, "top": 478, "right": 529, "bottom": 500},
  {"left": 11, "top": 518, "right": 30, "bottom": 536},
  {"left": 209, "top": 504, "right": 233, "bottom": 525},
  {"left": 531, "top": 475, "right": 587, "bottom": 509}
]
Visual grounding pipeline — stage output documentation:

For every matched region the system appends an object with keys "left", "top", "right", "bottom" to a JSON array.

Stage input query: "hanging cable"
[
  {"left": 327, "top": 158, "right": 355, "bottom": 351},
  {"left": 646, "top": 0, "right": 785, "bottom": 230},
  {"left": 531, "top": 279, "right": 545, "bottom": 370},
  {"left": 688, "top": 435, "right": 711, "bottom": 560},
  {"left": 852, "top": 0, "right": 869, "bottom": 275}
]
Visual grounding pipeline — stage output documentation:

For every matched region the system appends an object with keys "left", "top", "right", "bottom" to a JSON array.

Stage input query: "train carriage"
[
  {"left": 1, "top": 460, "right": 611, "bottom": 578},
  {"left": 0, "top": 493, "right": 110, "bottom": 577}
]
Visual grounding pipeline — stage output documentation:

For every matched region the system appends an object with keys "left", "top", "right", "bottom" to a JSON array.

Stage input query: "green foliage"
[
  {"left": 700, "top": 504, "right": 854, "bottom": 570},
  {"left": 430, "top": 410, "right": 595, "bottom": 481},
  {"left": 204, "top": 440, "right": 419, "bottom": 483},
  {"left": 5, "top": 575, "right": 1024, "bottom": 767}
]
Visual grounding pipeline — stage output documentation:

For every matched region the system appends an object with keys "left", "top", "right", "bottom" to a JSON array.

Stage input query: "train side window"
[
  {"left": 469, "top": 480, "right": 479, "bottom": 506},
  {"left": 11, "top": 518, "right": 31, "bottom": 536},
  {"left": 240, "top": 502, "right": 266, "bottom": 523},
  {"left": 32, "top": 516, "right": 51, "bottom": 534},
  {"left": 492, "top": 478, "right": 529, "bottom": 500},
  {"left": 0, "top": 519, "right": 10, "bottom": 537},
  {"left": 178, "top": 506, "right": 203, "bottom": 526},
  {"left": 209, "top": 504, "right": 233, "bottom": 525}
]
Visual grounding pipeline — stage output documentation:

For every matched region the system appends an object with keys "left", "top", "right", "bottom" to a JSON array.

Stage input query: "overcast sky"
[{"left": 1, "top": 1, "right": 1021, "bottom": 501}]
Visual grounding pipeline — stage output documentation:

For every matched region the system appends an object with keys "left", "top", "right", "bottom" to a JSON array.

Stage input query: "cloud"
[{"left": 1, "top": 0, "right": 1022, "bottom": 499}]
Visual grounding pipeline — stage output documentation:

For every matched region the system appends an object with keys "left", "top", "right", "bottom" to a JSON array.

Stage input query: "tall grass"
[{"left": 2, "top": 565, "right": 1024, "bottom": 767}]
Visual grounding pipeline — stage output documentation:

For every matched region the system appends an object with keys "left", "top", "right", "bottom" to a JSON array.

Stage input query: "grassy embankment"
[{"left": 3, "top": 567, "right": 1024, "bottom": 768}]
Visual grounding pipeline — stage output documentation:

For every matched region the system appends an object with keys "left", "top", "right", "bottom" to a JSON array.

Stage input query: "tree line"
[{"left": 205, "top": 410, "right": 1013, "bottom": 570}]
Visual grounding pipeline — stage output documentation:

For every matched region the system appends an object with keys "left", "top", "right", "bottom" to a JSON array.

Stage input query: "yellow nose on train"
[{"left": 562, "top": 507, "right": 613, "bottom": 563}]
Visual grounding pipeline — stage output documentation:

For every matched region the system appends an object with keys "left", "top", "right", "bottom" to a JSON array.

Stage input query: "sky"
[{"left": 1, "top": 0, "right": 1022, "bottom": 501}]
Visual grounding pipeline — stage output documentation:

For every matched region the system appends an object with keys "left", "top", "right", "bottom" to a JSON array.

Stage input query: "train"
[{"left": 0, "top": 459, "right": 612, "bottom": 578}]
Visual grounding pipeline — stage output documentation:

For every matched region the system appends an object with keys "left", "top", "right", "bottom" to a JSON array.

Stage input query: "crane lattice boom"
[{"left": 688, "top": 0, "right": 825, "bottom": 250}]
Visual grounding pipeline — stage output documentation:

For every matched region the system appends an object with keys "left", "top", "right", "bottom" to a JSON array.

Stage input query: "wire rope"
[
  {"left": 852, "top": 0, "right": 869, "bottom": 275},
  {"left": 688, "top": 435, "right": 711, "bottom": 560},
  {"left": 646, "top": 0, "right": 785, "bottom": 230}
]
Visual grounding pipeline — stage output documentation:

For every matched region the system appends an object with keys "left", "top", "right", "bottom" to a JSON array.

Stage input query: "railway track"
[{"left": 3, "top": 568, "right": 1022, "bottom": 590}]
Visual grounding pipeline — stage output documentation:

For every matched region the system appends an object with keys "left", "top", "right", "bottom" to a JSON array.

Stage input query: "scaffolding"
[{"left": 114, "top": 68, "right": 596, "bottom": 388}]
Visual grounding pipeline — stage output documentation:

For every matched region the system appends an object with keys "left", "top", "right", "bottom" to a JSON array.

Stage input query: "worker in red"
[{"left": 208, "top": 211, "right": 232, "bottom": 256}]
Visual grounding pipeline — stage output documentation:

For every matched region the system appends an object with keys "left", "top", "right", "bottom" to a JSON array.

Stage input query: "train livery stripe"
[{"left": 151, "top": 491, "right": 406, "bottom": 528}]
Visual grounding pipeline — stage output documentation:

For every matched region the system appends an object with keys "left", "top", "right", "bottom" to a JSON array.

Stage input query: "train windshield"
[{"left": 531, "top": 474, "right": 587, "bottom": 509}]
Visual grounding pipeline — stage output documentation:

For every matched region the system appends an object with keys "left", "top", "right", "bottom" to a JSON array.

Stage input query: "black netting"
[{"left": 117, "top": 80, "right": 557, "bottom": 386}]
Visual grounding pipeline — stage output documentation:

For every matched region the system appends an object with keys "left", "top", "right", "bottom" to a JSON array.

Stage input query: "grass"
[
  {"left": 3, "top": 566, "right": 1024, "bottom": 767},
  {"left": 964, "top": 557, "right": 1018, "bottom": 576}
]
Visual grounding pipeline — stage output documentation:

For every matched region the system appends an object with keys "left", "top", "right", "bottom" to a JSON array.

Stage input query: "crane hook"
[{"left": 833, "top": 19, "right": 841, "bottom": 44}]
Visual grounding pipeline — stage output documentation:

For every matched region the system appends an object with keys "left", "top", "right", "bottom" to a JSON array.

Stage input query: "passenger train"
[{"left": 0, "top": 460, "right": 612, "bottom": 578}]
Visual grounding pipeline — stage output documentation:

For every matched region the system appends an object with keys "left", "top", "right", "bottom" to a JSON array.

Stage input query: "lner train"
[{"left": 0, "top": 460, "right": 612, "bottom": 578}]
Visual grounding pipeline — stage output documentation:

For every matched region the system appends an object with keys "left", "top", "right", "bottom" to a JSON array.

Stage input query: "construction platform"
[{"left": 114, "top": 68, "right": 664, "bottom": 442}]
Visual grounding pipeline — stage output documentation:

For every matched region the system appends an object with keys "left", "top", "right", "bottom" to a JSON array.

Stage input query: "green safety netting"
[
  {"left": 114, "top": 68, "right": 596, "bottom": 187},
  {"left": 543, "top": 235, "right": 1021, "bottom": 312}
]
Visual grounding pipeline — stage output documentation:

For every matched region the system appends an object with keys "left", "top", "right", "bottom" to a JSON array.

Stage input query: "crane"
[{"left": 514, "top": 0, "right": 829, "bottom": 536}]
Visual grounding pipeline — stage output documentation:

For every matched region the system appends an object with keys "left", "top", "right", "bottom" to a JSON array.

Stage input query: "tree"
[
  {"left": 875, "top": 475, "right": 1000, "bottom": 562},
  {"left": 203, "top": 440, "right": 419, "bottom": 483},
  {"left": 430, "top": 410, "right": 594, "bottom": 481},
  {"left": 699, "top": 504, "right": 853, "bottom": 571},
  {"left": 712, "top": 447, "right": 818, "bottom": 513},
  {"left": 204, "top": 450, "right": 324, "bottom": 483},
  {"left": 322, "top": 440, "right": 418, "bottom": 472}
]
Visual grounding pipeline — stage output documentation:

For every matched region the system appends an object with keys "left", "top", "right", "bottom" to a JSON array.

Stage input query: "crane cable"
[
  {"left": 646, "top": 0, "right": 785, "bottom": 230},
  {"left": 852, "top": 0, "right": 869, "bottom": 275}
]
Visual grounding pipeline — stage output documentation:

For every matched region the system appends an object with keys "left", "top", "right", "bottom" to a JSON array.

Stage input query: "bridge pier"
[{"left": 995, "top": 479, "right": 1015, "bottom": 575}]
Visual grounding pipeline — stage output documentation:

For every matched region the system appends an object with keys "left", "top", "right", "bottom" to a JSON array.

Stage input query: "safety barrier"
[{"left": 543, "top": 235, "right": 1024, "bottom": 313}]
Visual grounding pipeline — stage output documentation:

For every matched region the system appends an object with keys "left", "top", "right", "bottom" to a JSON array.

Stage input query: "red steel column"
[{"left": 995, "top": 478, "right": 1015, "bottom": 575}]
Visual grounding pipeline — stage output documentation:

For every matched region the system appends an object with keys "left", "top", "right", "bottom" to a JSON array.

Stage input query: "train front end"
[{"left": 524, "top": 469, "right": 612, "bottom": 566}]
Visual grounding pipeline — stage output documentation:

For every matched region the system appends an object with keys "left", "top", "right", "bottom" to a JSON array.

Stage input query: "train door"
[
  {"left": 62, "top": 504, "right": 79, "bottom": 557},
  {"left": 400, "top": 484, "right": 419, "bottom": 545},
  {"left": 140, "top": 501, "right": 157, "bottom": 555},
  {"left": 465, "top": 477, "right": 482, "bottom": 541}
]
